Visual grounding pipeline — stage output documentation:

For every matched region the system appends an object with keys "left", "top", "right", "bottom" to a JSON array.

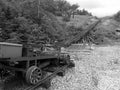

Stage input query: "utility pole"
[{"left": 38, "top": 0, "right": 40, "bottom": 18}]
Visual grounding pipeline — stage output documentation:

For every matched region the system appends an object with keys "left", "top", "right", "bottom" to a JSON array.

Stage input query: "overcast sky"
[{"left": 66, "top": 0, "right": 120, "bottom": 17}]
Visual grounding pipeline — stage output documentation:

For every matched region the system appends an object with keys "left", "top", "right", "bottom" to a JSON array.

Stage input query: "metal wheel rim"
[
  {"left": 26, "top": 66, "right": 42, "bottom": 85},
  {"left": 30, "top": 68, "right": 42, "bottom": 84}
]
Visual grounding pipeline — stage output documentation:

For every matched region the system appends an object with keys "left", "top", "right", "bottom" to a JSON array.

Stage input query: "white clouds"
[
  {"left": 66, "top": 0, "right": 120, "bottom": 17},
  {"left": 79, "top": 1, "right": 102, "bottom": 9},
  {"left": 90, "top": 7, "right": 119, "bottom": 17},
  {"left": 77, "top": 0, "right": 103, "bottom": 9}
]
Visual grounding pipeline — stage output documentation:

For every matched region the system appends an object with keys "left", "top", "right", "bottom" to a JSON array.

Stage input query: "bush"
[
  {"left": 114, "top": 11, "right": 120, "bottom": 22},
  {"left": 62, "top": 15, "right": 70, "bottom": 22}
]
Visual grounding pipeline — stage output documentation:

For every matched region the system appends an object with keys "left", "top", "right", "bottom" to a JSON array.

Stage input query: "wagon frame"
[{"left": 0, "top": 42, "right": 74, "bottom": 86}]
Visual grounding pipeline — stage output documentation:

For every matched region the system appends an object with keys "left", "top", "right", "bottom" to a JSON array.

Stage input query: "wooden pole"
[{"left": 38, "top": 0, "right": 40, "bottom": 18}]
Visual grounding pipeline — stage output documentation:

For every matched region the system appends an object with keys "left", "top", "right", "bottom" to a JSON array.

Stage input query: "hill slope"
[{"left": 57, "top": 15, "right": 120, "bottom": 45}]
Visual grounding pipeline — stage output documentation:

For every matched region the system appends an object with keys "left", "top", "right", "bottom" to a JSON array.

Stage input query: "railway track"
[{"left": 24, "top": 65, "right": 68, "bottom": 90}]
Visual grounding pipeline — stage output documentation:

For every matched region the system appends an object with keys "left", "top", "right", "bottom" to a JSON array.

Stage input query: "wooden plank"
[{"left": 0, "top": 54, "right": 58, "bottom": 62}]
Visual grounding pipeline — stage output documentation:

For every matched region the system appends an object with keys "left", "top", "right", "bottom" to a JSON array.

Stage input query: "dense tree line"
[
  {"left": 0, "top": 0, "right": 62, "bottom": 44},
  {"left": 76, "top": 9, "right": 92, "bottom": 16},
  {"left": 0, "top": 0, "right": 92, "bottom": 45}
]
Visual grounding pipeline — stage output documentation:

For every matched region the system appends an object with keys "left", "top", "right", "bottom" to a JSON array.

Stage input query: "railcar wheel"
[{"left": 26, "top": 66, "right": 42, "bottom": 85}]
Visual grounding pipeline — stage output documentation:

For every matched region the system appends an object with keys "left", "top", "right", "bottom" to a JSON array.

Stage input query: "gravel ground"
[{"left": 50, "top": 45, "right": 120, "bottom": 90}]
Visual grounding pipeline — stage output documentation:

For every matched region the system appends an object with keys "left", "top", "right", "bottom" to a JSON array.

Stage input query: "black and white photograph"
[{"left": 0, "top": 0, "right": 120, "bottom": 90}]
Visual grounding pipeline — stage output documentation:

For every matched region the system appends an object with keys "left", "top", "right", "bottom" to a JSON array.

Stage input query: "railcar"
[{"left": 0, "top": 42, "right": 74, "bottom": 85}]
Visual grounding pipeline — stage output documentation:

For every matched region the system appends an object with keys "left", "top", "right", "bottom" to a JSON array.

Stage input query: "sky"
[{"left": 66, "top": 0, "right": 120, "bottom": 17}]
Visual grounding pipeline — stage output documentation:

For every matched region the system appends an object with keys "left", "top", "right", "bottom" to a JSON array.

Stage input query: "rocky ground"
[{"left": 49, "top": 44, "right": 120, "bottom": 90}]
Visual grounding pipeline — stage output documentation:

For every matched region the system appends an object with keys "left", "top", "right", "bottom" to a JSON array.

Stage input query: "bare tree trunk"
[{"left": 72, "top": 12, "right": 74, "bottom": 18}]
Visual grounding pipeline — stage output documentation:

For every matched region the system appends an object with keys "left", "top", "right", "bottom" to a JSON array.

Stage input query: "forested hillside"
[
  {"left": 0, "top": 0, "right": 92, "bottom": 45},
  {"left": 0, "top": 0, "right": 63, "bottom": 44}
]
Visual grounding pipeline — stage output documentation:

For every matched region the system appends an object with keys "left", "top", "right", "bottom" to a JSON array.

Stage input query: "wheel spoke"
[
  {"left": 31, "top": 69, "right": 42, "bottom": 84},
  {"left": 33, "top": 79, "right": 36, "bottom": 84},
  {"left": 35, "top": 78, "right": 39, "bottom": 83},
  {"left": 26, "top": 66, "right": 42, "bottom": 85},
  {"left": 31, "top": 77, "right": 38, "bottom": 84}
]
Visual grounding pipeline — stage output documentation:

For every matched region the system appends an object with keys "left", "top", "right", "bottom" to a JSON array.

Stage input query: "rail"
[{"left": 24, "top": 65, "right": 68, "bottom": 90}]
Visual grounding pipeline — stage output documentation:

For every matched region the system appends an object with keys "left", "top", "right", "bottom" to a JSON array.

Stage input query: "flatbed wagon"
[{"left": 0, "top": 42, "right": 75, "bottom": 86}]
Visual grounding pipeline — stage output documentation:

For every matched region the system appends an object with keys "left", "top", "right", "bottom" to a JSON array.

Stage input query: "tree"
[
  {"left": 70, "top": 4, "right": 79, "bottom": 18},
  {"left": 0, "top": 0, "right": 67, "bottom": 44},
  {"left": 114, "top": 11, "right": 120, "bottom": 22},
  {"left": 75, "top": 9, "right": 92, "bottom": 16},
  {"left": 55, "top": 0, "right": 71, "bottom": 16},
  {"left": 40, "top": 0, "right": 57, "bottom": 15}
]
